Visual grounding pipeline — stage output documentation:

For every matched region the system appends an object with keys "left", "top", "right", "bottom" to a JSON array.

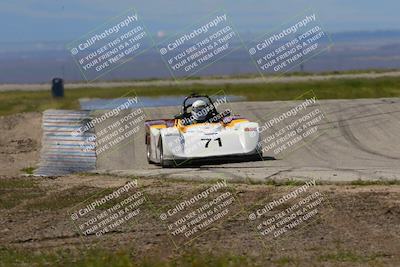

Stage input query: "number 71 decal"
[{"left": 201, "top": 138, "right": 222, "bottom": 148}]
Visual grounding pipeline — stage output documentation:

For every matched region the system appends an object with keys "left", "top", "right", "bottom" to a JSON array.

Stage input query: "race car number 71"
[{"left": 201, "top": 137, "right": 222, "bottom": 148}]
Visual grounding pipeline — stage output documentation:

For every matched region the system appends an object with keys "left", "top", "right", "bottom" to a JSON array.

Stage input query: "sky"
[{"left": 0, "top": 0, "right": 399, "bottom": 43}]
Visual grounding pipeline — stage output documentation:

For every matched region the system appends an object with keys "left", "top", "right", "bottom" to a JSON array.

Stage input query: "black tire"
[
  {"left": 247, "top": 153, "right": 263, "bottom": 161},
  {"left": 254, "top": 143, "right": 264, "bottom": 161},
  {"left": 146, "top": 144, "right": 154, "bottom": 164},
  {"left": 158, "top": 139, "right": 175, "bottom": 168}
]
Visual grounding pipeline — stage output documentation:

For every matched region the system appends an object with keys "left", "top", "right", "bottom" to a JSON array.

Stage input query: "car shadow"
[{"left": 171, "top": 156, "right": 276, "bottom": 168}]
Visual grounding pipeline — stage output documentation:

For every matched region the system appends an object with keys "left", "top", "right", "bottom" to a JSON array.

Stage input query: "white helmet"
[{"left": 191, "top": 99, "right": 208, "bottom": 122}]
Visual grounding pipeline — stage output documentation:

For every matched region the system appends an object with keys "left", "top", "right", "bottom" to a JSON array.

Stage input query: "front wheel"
[
  {"left": 146, "top": 144, "right": 154, "bottom": 164},
  {"left": 158, "top": 138, "right": 175, "bottom": 168}
]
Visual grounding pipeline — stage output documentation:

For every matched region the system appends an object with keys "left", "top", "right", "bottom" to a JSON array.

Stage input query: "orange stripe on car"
[{"left": 150, "top": 124, "right": 167, "bottom": 129}]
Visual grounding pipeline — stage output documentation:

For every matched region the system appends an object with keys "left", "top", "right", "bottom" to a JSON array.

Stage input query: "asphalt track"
[{"left": 95, "top": 98, "right": 400, "bottom": 182}]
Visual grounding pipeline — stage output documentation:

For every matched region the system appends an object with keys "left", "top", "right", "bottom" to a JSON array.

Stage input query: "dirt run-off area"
[
  {"left": 0, "top": 112, "right": 399, "bottom": 266},
  {"left": 0, "top": 175, "right": 399, "bottom": 266}
]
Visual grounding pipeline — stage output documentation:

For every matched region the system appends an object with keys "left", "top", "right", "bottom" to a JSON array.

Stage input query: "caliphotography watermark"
[
  {"left": 156, "top": 179, "right": 242, "bottom": 248},
  {"left": 67, "top": 7, "right": 153, "bottom": 81},
  {"left": 75, "top": 92, "right": 147, "bottom": 159},
  {"left": 248, "top": 9, "right": 333, "bottom": 76},
  {"left": 247, "top": 178, "right": 332, "bottom": 245},
  {"left": 158, "top": 10, "right": 242, "bottom": 79},
  {"left": 68, "top": 179, "right": 147, "bottom": 241},
  {"left": 161, "top": 90, "right": 247, "bottom": 166},
  {"left": 256, "top": 90, "right": 330, "bottom": 158}
]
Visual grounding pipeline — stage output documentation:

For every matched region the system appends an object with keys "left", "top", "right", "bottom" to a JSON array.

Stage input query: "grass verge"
[
  {"left": 0, "top": 247, "right": 257, "bottom": 267},
  {"left": 20, "top": 167, "right": 36, "bottom": 175},
  {"left": 1, "top": 76, "right": 400, "bottom": 116},
  {"left": 0, "top": 246, "right": 391, "bottom": 267},
  {"left": 0, "top": 178, "right": 44, "bottom": 209}
]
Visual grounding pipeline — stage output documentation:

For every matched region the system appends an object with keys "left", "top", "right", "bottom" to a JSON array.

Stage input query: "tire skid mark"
[{"left": 338, "top": 115, "right": 400, "bottom": 160}]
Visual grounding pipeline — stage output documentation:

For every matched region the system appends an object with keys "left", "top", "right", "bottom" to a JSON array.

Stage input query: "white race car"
[{"left": 145, "top": 94, "right": 262, "bottom": 167}]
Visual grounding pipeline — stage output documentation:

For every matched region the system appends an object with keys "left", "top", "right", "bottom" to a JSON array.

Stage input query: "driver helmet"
[{"left": 191, "top": 100, "right": 209, "bottom": 122}]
